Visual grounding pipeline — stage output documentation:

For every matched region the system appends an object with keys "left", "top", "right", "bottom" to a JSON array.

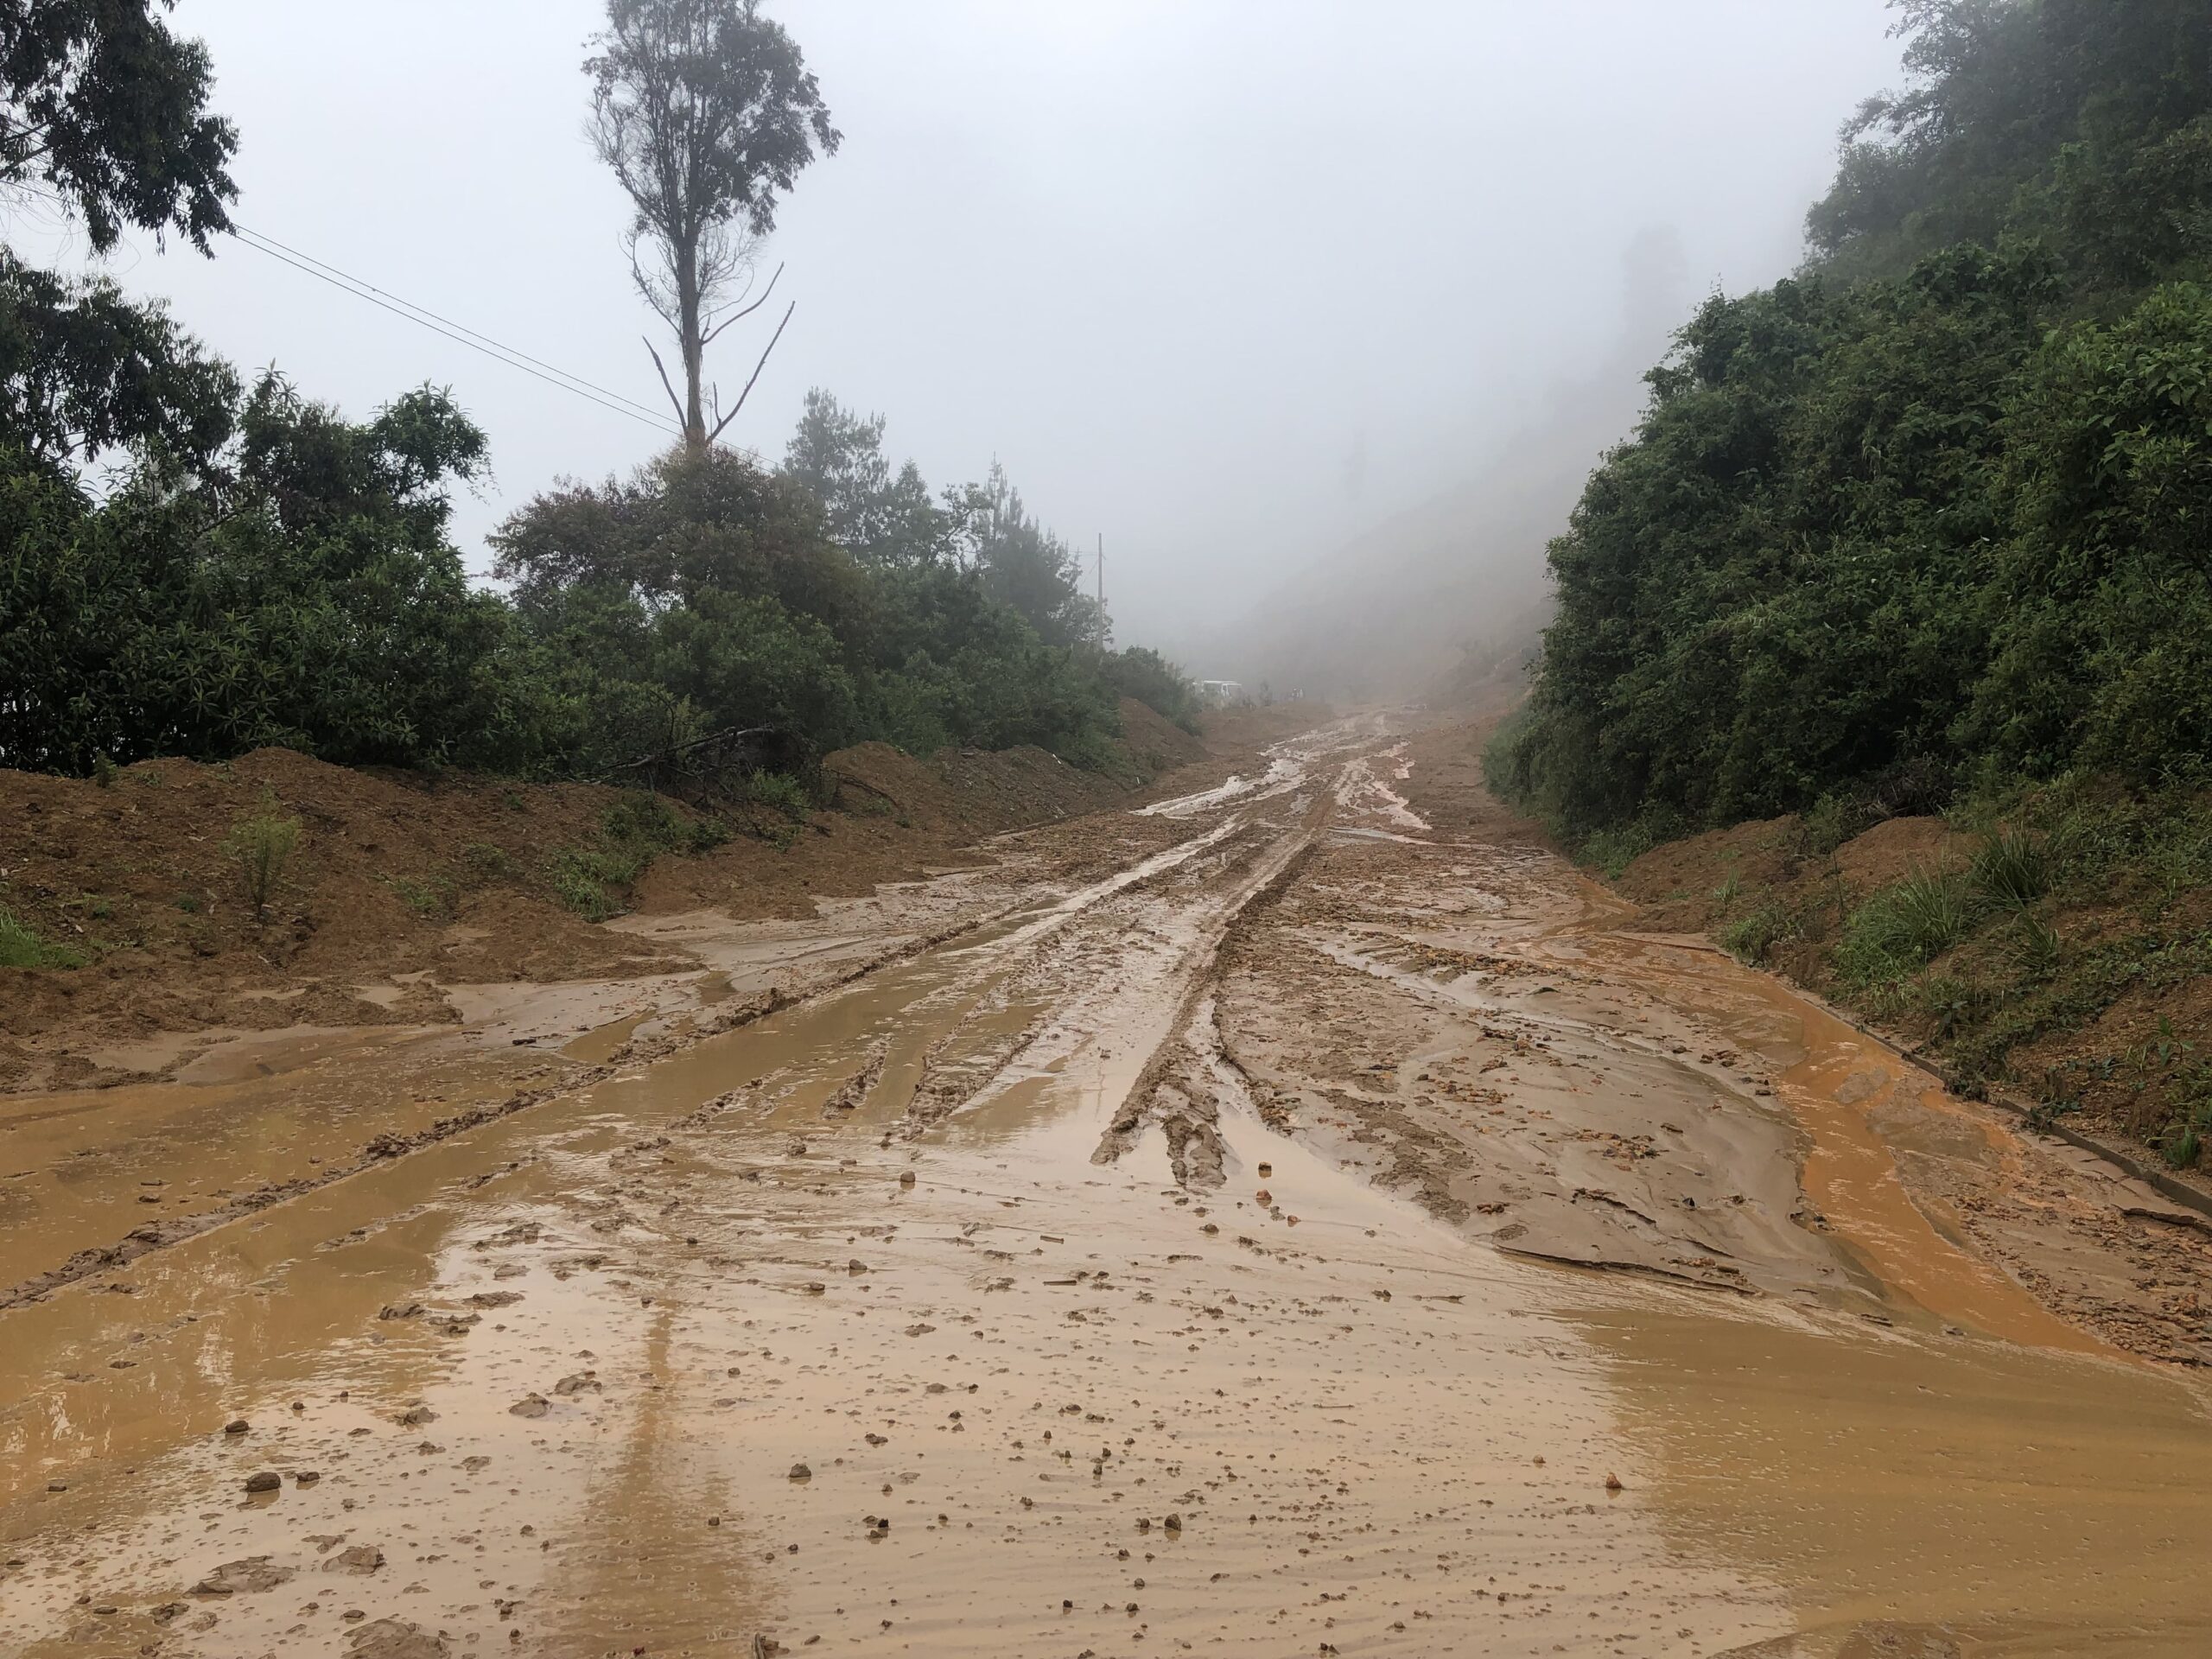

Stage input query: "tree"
[
  {"left": 783, "top": 387, "right": 955, "bottom": 567},
  {"left": 586, "top": 0, "right": 839, "bottom": 451},
  {"left": 0, "top": 1, "right": 242, "bottom": 475},
  {"left": 0, "top": 0, "right": 238, "bottom": 251},
  {"left": 0, "top": 249, "right": 237, "bottom": 470},
  {"left": 957, "top": 462, "right": 1107, "bottom": 650}
]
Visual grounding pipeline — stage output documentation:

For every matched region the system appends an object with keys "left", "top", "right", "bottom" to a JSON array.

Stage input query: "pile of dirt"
[
  {"left": 1115, "top": 697, "right": 1209, "bottom": 773},
  {"left": 1616, "top": 814, "right": 1974, "bottom": 935},
  {"left": 0, "top": 703, "right": 1211, "bottom": 1094}
]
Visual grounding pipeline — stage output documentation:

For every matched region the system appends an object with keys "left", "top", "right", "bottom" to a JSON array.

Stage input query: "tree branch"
[
  {"left": 708, "top": 302, "right": 795, "bottom": 444},
  {"left": 702, "top": 261, "right": 784, "bottom": 346},
  {"left": 643, "top": 335, "right": 685, "bottom": 423}
]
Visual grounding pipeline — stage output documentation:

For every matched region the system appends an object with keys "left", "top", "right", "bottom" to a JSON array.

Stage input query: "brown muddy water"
[{"left": 3, "top": 718, "right": 2209, "bottom": 1658}]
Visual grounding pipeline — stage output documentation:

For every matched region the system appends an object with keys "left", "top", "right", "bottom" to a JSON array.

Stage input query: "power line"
[
  {"left": 3, "top": 181, "right": 688, "bottom": 438},
  {"left": 228, "top": 221, "right": 679, "bottom": 429},
  {"left": 226, "top": 227, "right": 681, "bottom": 436}
]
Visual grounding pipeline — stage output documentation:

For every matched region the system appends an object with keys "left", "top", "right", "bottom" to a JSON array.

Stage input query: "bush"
[
  {"left": 1834, "top": 868, "right": 1980, "bottom": 987},
  {"left": 1970, "top": 828, "right": 2048, "bottom": 908},
  {"left": 1719, "top": 902, "right": 1795, "bottom": 965},
  {"left": 746, "top": 770, "right": 813, "bottom": 821},
  {"left": 1488, "top": 2, "right": 2212, "bottom": 848},
  {"left": 548, "top": 846, "right": 636, "bottom": 923},
  {"left": 224, "top": 791, "right": 302, "bottom": 922}
]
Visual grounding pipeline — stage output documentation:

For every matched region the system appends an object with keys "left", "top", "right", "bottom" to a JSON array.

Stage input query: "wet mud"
[{"left": 3, "top": 715, "right": 2210, "bottom": 1656}]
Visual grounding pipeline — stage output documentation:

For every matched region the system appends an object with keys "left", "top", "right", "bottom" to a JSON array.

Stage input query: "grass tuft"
[
  {"left": 1970, "top": 827, "right": 2048, "bottom": 909},
  {"left": 1834, "top": 868, "right": 1979, "bottom": 987}
]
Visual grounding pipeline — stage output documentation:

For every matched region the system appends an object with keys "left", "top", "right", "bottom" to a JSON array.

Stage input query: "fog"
[{"left": 16, "top": 0, "right": 1902, "bottom": 690}]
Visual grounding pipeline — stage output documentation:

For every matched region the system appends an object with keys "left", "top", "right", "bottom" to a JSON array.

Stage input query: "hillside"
[{"left": 1489, "top": 0, "right": 2212, "bottom": 1167}]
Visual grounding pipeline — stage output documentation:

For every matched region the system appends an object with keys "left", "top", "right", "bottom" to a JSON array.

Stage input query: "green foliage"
[
  {"left": 1719, "top": 902, "right": 1796, "bottom": 966},
  {"left": 548, "top": 845, "right": 632, "bottom": 924},
  {"left": 1095, "top": 646, "right": 1202, "bottom": 731},
  {"left": 745, "top": 770, "right": 812, "bottom": 820},
  {"left": 2000, "top": 911, "right": 2063, "bottom": 980},
  {"left": 223, "top": 790, "right": 300, "bottom": 920},
  {"left": 1835, "top": 868, "right": 1980, "bottom": 988},
  {"left": 0, "top": 0, "right": 240, "bottom": 255},
  {"left": 0, "top": 13, "right": 1176, "bottom": 797},
  {"left": 0, "top": 904, "right": 82, "bottom": 969},
  {"left": 546, "top": 791, "right": 731, "bottom": 919},
  {"left": 1969, "top": 827, "right": 2047, "bottom": 908},
  {"left": 0, "top": 251, "right": 240, "bottom": 469},
  {"left": 1497, "top": 0, "right": 2212, "bottom": 855},
  {"left": 0, "top": 376, "right": 538, "bottom": 776}
]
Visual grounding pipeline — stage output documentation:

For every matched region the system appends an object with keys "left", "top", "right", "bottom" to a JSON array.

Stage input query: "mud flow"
[{"left": 4, "top": 718, "right": 2210, "bottom": 1658}]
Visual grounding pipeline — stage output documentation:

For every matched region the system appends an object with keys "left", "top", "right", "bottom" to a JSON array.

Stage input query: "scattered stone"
[
  {"left": 194, "top": 1556, "right": 295, "bottom": 1595},
  {"left": 243, "top": 1471, "right": 282, "bottom": 1494},
  {"left": 222, "top": 1419, "right": 250, "bottom": 1436},
  {"left": 323, "top": 1545, "right": 385, "bottom": 1575},
  {"left": 509, "top": 1394, "right": 550, "bottom": 1419},
  {"left": 788, "top": 1464, "right": 812, "bottom": 1481},
  {"left": 346, "top": 1617, "right": 451, "bottom": 1658}
]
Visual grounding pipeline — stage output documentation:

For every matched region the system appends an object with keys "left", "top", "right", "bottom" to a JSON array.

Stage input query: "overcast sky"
[{"left": 15, "top": 1, "right": 1904, "bottom": 655}]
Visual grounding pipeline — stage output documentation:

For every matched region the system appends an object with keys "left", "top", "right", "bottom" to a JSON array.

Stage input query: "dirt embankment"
[
  {"left": 1613, "top": 805, "right": 2212, "bottom": 1211},
  {"left": 0, "top": 700, "right": 1213, "bottom": 1095}
]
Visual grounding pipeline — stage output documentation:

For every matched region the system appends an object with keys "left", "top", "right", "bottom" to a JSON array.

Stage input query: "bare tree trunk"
[{"left": 676, "top": 235, "right": 707, "bottom": 451}]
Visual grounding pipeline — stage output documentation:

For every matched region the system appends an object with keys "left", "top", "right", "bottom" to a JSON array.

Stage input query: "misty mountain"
[{"left": 1186, "top": 228, "right": 1694, "bottom": 707}]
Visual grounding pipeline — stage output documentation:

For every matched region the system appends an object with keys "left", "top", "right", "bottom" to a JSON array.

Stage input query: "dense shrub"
[{"left": 1493, "top": 0, "right": 2212, "bottom": 851}]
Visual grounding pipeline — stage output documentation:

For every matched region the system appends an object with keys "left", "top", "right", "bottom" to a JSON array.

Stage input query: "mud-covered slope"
[{"left": 0, "top": 701, "right": 1205, "bottom": 1094}]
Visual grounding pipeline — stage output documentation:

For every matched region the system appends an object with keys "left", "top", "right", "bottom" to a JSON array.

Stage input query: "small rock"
[
  {"left": 223, "top": 1419, "right": 250, "bottom": 1436},
  {"left": 788, "top": 1464, "right": 812, "bottom": 1481},
  {"left": 243, "top": 1471, "right": 282, "bottom": 1494},
  {"left": 345, "top": 1617, "right": 451, "bottom": 1657},
  {"left": 508, "top": 1394, "right": 550, "bottom": 1419},
  {"left": 323, "top": 1545, "right": 385, "bottom": 1575},
  {"left": 194, "top": 1556, "right": 294, "bottom": 1595}
]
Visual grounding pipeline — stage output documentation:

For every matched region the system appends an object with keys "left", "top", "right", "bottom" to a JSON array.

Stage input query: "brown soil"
[
  {"left": 8, "top": 710, "right": 2212, "bottom": 1656},
  {"left": 0, "top": 700, "right": 1218, "bottom": 1095},
  {"left": 1612, "top": 804, "right": 2212, "bottom": 1212}
]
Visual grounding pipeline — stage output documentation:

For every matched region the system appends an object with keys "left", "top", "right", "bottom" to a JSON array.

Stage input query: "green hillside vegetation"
[
  {"left": 0, "top": 4, "right": 1193, "bottom": 792},
  {"left": 1490, "top": 0, "right": 2212, "bottom": 1160}
]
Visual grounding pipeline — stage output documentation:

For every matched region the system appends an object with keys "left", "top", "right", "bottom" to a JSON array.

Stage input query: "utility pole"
[{"left": 1096, "top": 534, "right": 1104, "bottom": 612}]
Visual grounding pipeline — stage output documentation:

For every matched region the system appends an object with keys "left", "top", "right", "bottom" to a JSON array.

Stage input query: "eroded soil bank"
[{"left": 3, "top": 713, "right": 2210, "bottom": 1657}]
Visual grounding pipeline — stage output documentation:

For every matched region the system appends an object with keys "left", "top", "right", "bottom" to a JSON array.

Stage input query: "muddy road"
[{"left": 5, "top": 715, "right": 2212, "bottom": 1658}]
